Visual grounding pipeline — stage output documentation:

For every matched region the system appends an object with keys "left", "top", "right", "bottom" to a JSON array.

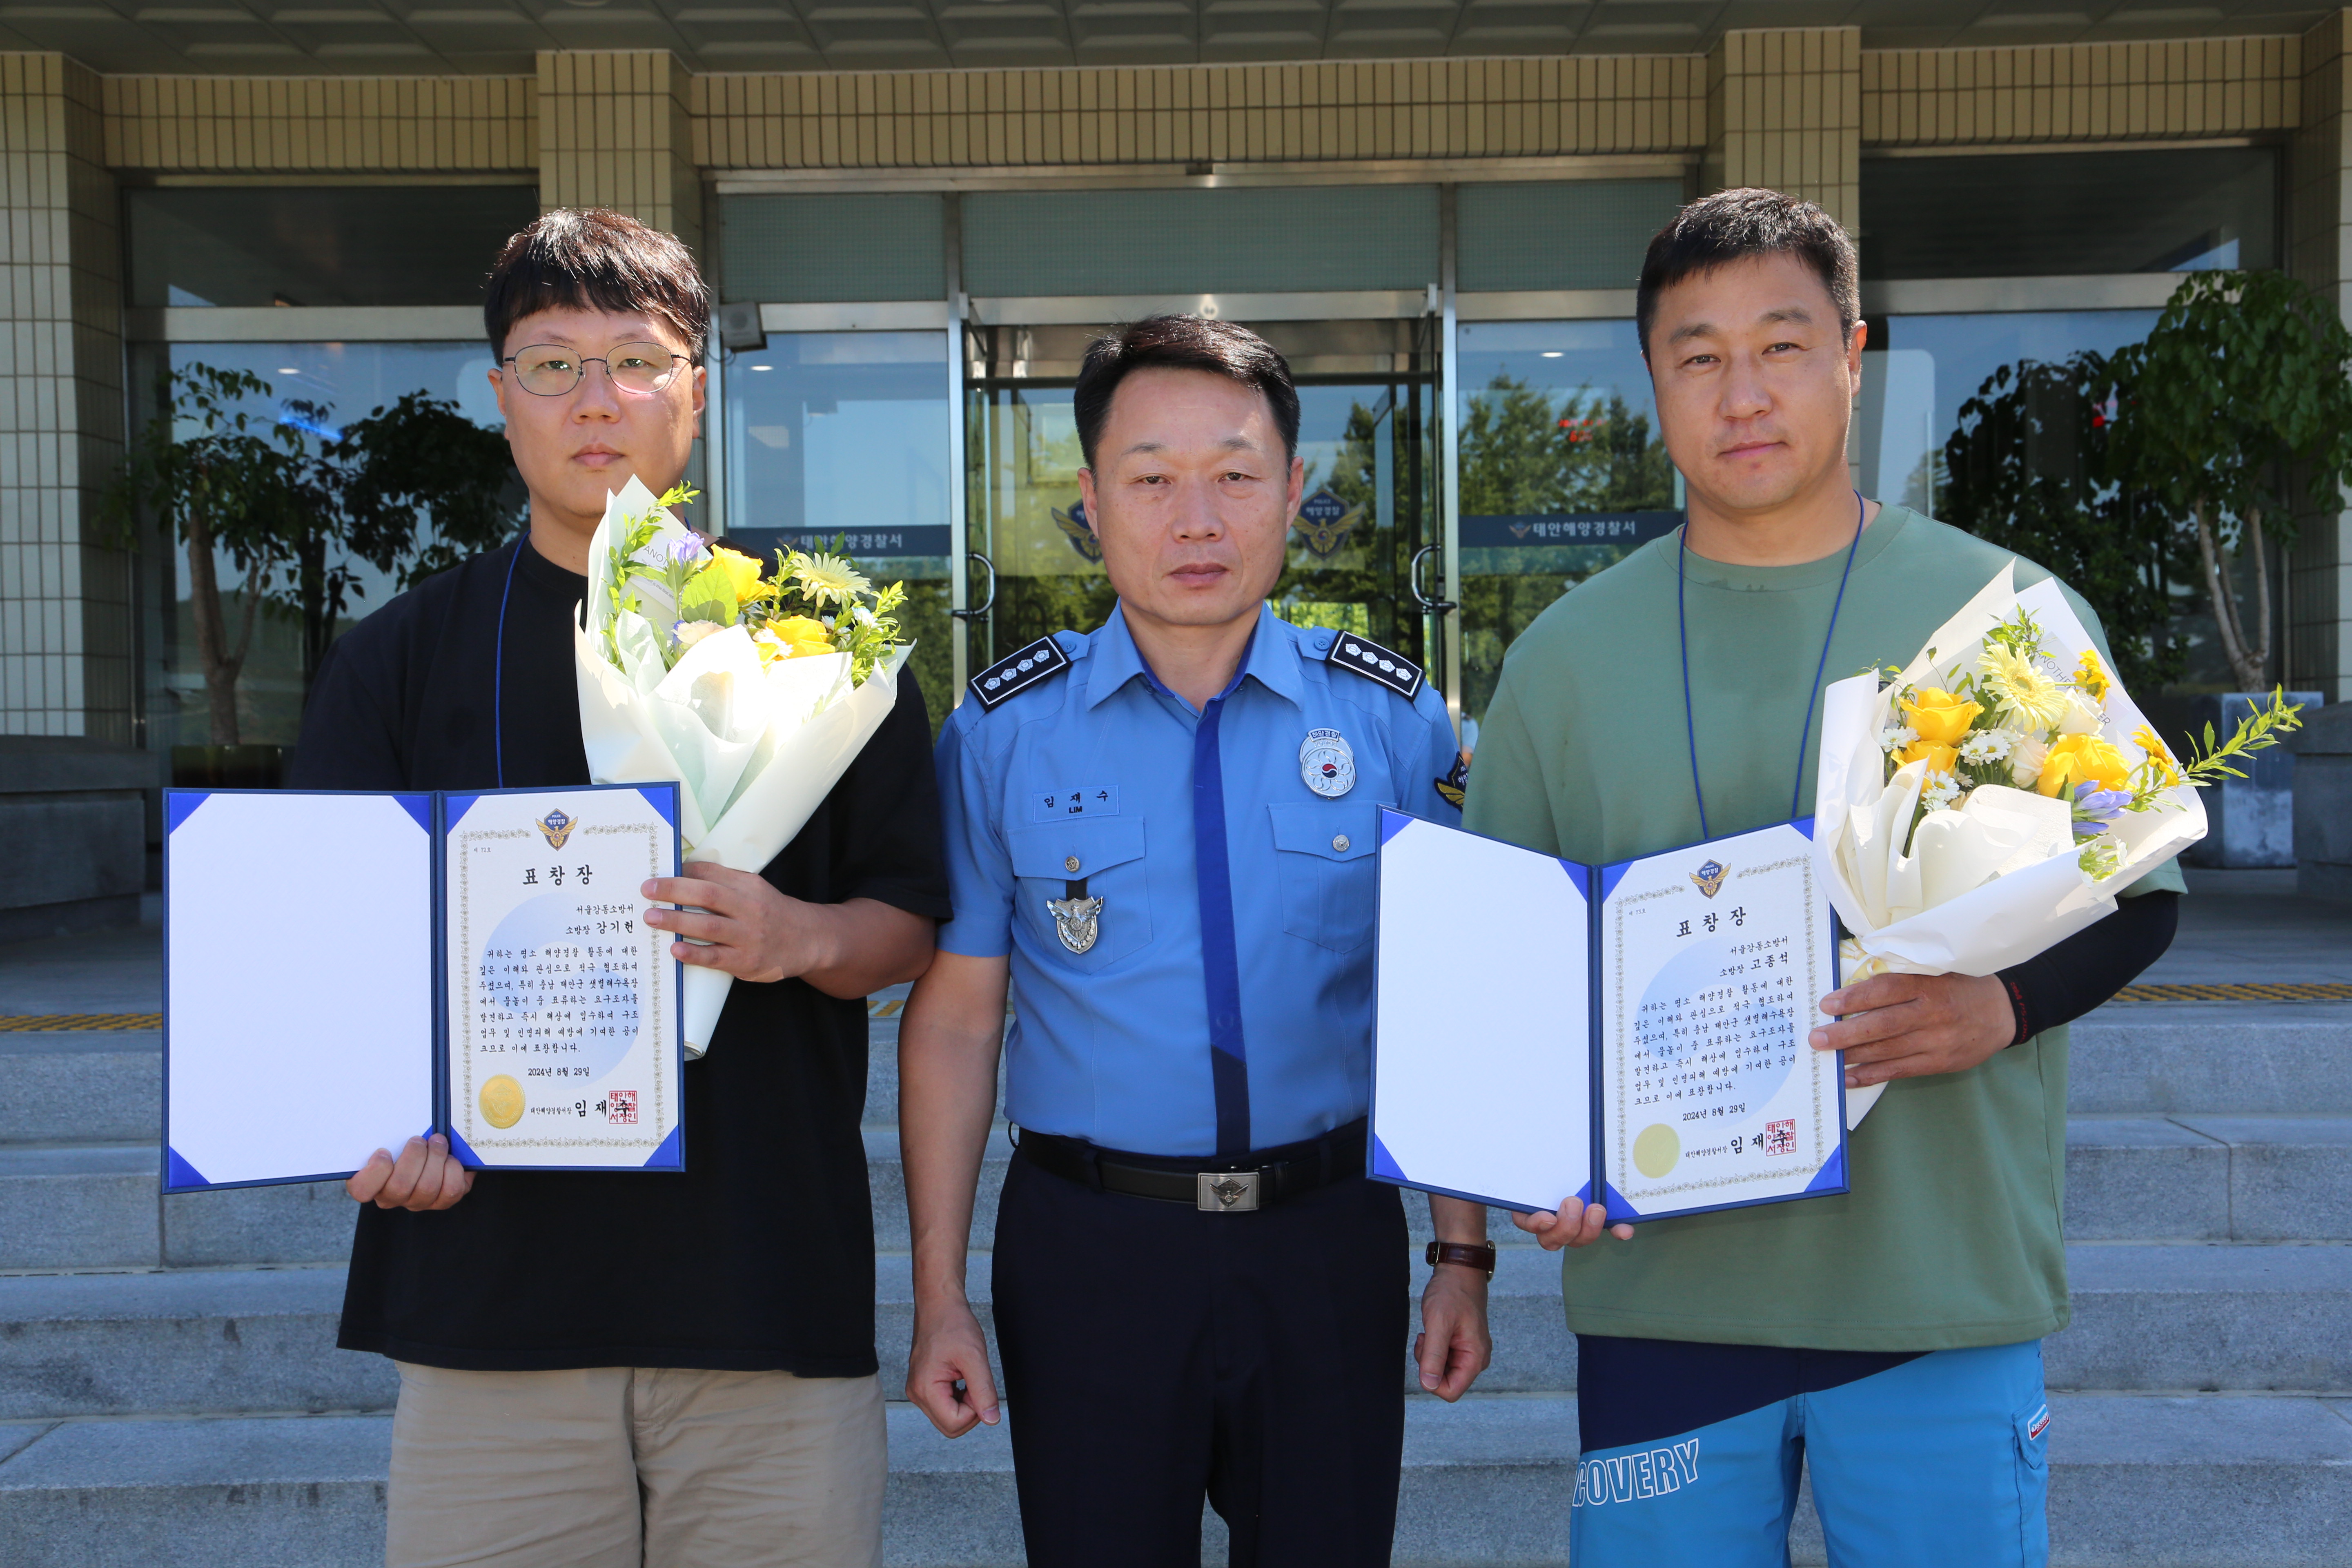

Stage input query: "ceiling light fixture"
[{"left": 1541, "top": 350, "right": 1563, "bottom": 358}]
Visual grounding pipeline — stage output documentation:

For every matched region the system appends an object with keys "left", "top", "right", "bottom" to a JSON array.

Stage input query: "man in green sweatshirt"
[{"left": 1462, "top": 187, "right": 2181, "bottom": 1568}]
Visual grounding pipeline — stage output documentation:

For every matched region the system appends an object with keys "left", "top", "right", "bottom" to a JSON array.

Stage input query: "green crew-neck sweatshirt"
[{"left": 1463, "top": 505, "right": 2183, "bottom": 1350}]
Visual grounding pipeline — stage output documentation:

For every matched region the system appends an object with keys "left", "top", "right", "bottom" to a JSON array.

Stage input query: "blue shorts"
[{"left": 1570, "top": 1336, "right": 2051, "bottom": 1568}]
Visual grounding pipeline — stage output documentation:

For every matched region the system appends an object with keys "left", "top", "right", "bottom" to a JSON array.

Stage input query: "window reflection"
[
  {"left": 722, "top": 330, "right": 954, "bottom": 728},
  {"left": 1454, "top": 319, "right": 1676, "bottom": 737},
  {"left": 1861, "top": 147, "right": 2276, "bottom": 279},
  {"left": 1856, "top": 311, "right": 2161, "bottom": 516},
  {"left": 127, "top": 186, "right": 537, "bottom": 309},
  {"left": 133, "top": 340, "right": 509, "bottom": 750}
]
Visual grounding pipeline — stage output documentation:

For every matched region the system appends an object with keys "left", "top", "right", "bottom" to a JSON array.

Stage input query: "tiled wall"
[
  {"left": 99, "top": 74, "right": 534, "bottom": 172},
  {"left": 692, "top": 56, "right": 1707, "bottom": 171},
  {"left": 1862, "top": 37, "right": 2302, "bottom": 147},
  {"left": 540, "top": 51, "right": 700, "bottom": 254},
  {"left": 0, "top": 53, "right": 125, "bottom": 741},
  {"left": 1707, "top": 27, "right": 1859, "bottom": 233}
]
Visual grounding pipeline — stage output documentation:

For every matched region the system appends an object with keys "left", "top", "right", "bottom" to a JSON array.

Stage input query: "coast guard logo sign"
[
  {"left": 536, "top": 809, "right": 577, "bottom": 850},
  {"left": 1050, "top": 500, "right": 1104, "bottom": 564},
  {"left": 1690, "top": 858, "right": 1728, "bottom": 898},
  {"left": 1290, "top": 487, "right": 1364, "bottom": 559}
]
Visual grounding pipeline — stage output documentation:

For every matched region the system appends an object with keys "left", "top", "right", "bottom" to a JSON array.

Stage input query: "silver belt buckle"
[{"left": 1197, "top": 1170, "right": 1261, "bottom": 1212}]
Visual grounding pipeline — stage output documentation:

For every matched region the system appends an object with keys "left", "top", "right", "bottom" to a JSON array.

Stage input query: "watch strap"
[{"left": 1425, "top": 1239, "right": 1497, "bottom": 1279}]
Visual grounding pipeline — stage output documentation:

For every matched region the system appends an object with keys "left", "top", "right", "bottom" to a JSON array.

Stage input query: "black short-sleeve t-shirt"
[{"left": 287, "top": 536, "right": 951, "bottom": 1375}]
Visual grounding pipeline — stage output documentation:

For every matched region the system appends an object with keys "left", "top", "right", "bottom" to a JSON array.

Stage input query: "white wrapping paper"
[
  {"left": 574, "top": 477, "right": 911, "bottom": 1057},
  {"left": 1813, "top": 565, "right": 2205, "bottom": 1127}
]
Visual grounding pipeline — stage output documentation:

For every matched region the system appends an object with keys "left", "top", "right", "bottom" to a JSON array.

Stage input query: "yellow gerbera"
[
  {"left": 1980, "top": 643, "right": 2069, "bottom": 731},
  {"left": 2075, "top": 648, "right": 2113, "bottom": 703},
  {"left": 790, "top": 552, "right": 871, "bottom": 606},
  {"left": 2131, "top": 724, "right": 2180, "bottom": 788}
]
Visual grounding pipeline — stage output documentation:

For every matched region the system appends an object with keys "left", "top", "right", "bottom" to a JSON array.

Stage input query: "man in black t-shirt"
[{"left": 289, "top": 209, "right": 949, "bottom": 1568}]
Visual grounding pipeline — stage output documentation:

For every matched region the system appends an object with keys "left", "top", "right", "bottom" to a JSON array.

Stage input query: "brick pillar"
[
  {"left": 2290, "top": 10, "right": 2352, "bottom": 703},
  {"left": 1704, "top": 27, "right": 1861, "bottom": 235},
  {"left": 0, "top": 53, "right": 128, "bottom": 742},
  {"left": 537, "top": 51, "right": 702, "bottom": 258}
]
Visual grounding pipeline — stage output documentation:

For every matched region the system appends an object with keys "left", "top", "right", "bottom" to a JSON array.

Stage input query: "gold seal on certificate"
[{"left": 479, "top": 1074, "right": 524, "bottom": 1129}]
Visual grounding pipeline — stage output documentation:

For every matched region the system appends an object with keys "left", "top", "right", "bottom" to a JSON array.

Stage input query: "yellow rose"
[
  {"left": 2037, "top": 733, "right": 2131, "bottom": 797},
  {"left": 1898, "top": 688, "right": 1983, "bottom": 746},
  {"left": 707, "top": 545, "right": 767, "bottom": 605},
  {"left": 769, "top": 615, "right": 835, "bottom": 658},
  {"left": 1895, "top": 739, "right": 1960, "bottom": 777}
]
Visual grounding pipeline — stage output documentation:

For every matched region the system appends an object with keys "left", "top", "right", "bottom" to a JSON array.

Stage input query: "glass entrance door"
[{"left": 962, "top": 317, "right": 1440, "bottom": 686}]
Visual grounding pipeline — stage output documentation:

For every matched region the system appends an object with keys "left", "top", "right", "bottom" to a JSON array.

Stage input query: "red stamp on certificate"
[
  {"left": 603, "top": 1089, "right": 638, "bottom": 1126},
  {"left": 1763, "top": 1119, "right": 1795, "bottom": 1155}
]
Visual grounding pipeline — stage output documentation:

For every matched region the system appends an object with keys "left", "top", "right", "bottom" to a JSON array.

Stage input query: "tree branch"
[{"left": 2246, "top": 503, "right": 2272, "bottom": 689}]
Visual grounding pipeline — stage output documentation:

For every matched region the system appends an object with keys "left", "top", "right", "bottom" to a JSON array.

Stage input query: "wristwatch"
[{"left": 1425, "top": 1240, "right": 1497, "bottom": 1279}]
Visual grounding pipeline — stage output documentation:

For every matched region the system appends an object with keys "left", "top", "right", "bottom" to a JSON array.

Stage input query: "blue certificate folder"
[
  {"left": 162, "top": 782, "right": 686, "bottom": 1193},
  {"left": 1369, "top": 810, "right": 1847, "bottom": 1226}
]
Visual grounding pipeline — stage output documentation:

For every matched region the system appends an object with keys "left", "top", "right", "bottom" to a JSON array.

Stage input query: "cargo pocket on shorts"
[{"left": 2012, "top": 1400, "right": 2051, "bottom": 1567}]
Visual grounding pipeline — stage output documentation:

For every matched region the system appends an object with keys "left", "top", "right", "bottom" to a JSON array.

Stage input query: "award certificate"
[
  {"left": 1371, "top": 811, "right": 1846, "bottom": 1224},
  {"left": 163, "top": 782, "right": 686, "bottom": 1191}
]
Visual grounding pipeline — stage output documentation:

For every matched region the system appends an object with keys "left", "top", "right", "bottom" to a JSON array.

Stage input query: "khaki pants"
[{"left": 385, "top": 1363, "right": 886, "bottom": 1568}]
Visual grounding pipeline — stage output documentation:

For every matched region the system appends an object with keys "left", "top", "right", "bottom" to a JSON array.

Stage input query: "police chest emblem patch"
[
  {"left": 1324, "top": 631, "right": 1423, "bottom": 699},
  {"left": 969, "top": 636, "right": 1069, "bottom": 710},
  {"left": 1300, "top": 728, "right": 1356, "bottom": 798},
  {"left": 1046, "top": 891, "right": 1103, "bottom": 953}
]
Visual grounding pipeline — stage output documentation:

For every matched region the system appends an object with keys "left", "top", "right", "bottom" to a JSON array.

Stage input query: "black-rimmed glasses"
[{"left": 503, "top": 342, "right": 690, "bottom": 396}]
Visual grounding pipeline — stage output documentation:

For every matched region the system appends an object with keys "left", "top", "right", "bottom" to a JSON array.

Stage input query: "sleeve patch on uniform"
[
  {"left": 1435, "top": 749, "right": 1469, "bottom": 808},
  {"left": 969, "top": 636, "right": 1071, "bottom": 710},
  {"left": 1325, "top": 631, "right": 1424, "bottom": 700}
]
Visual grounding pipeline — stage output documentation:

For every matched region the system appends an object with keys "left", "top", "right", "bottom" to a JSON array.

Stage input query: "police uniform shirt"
[{"left": 934, "top": 604, "right": 1461, "bottom": 1158}]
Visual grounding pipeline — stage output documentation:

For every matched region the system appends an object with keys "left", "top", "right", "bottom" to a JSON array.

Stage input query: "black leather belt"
[{"left": 1013, "top": 1118, "right": 1369, "bottom": 1213}]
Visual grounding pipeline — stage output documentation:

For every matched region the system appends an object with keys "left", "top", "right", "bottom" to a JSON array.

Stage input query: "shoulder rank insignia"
[
  {"left": 1435, "top": 750, "right": 1469, "bottom": 808},
  {"left": 969, "top": 636, "right": 1071, "bottom": 710},
  {"left": 1325, "top": 631, "right": 1424, "bottom": 700}
]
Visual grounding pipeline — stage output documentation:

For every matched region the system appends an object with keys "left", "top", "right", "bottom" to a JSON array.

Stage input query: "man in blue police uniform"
[{"left": 899, "top": 314, "right": 1496, "bottom": 1566}]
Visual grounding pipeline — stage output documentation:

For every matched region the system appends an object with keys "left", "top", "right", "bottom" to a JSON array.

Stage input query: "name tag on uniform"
[{"left": 1031, "top": 785, "right": 1119, "bottom": 822}]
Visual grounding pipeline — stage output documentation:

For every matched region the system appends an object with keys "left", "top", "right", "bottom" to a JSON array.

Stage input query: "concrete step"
[
  {"left": 12, "top": 1241, "right": 2340, "bottom": 1429},
  {"left": 0, "top": 1413, "right": 389, "bottom": 1568},
  {"left": 2071, "top": 1003, "right": 2352, "bottom": 1114},
  {"left": 2053, "top": 1244, "right": 2352, "bottom": 1393},
  {"left": 0, "top": 1145, "right": 352, "bottom": 1272},
  {"left": 12, "top": 1392, "right": 2338, "bottom": 1568},
  {"left": 0, "top": 1032, "right": 158, "bottom": 1144},
  {"left": 2069, "top": 1116, "right": 2352, "bottom": 1242},
  {"left": 0, "top": 1267, "right": 390, "bottom": 1421}
]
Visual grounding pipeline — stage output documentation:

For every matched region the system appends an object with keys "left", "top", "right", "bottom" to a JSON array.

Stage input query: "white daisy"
[
  {"left": 1957, "top": 729, "right": 2013, "bottom": 764},
  {"left": 1880, "top": 724, "right": 1920, "bottom": 753}
]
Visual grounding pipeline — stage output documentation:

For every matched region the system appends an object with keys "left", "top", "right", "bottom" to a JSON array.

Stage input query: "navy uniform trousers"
[{"left": 990, "top": 1149, "right": 1409, "bottom": 1568}]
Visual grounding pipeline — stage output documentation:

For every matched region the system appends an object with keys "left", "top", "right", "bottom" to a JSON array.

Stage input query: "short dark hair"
[
  {"left": 483, "top": 208, "right": 710, "bottom": 363},
  {"left": 1072, "top": 314, "right": 1301, "bottom": 469},
  {"left": 1635, "top": 188, "right": 1859, "bottom": 359}
]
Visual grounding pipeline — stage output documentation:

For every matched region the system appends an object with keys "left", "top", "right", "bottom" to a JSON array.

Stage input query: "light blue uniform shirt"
[{"left": 934, "top": 604, "right": 1462, "bottom": 1158}]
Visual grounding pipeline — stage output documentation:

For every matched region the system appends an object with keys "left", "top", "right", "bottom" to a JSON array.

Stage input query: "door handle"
[
  {"left": 952, "top": 552, "right": 996, "bottom": 621},
  {"left": 1409, "top": 543, "right": 1456, "bottom": 615}
]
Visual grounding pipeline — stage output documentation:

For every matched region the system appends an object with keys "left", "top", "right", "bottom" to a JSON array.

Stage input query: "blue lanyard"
[
  {"left": 1676, "top": 492, "right": 1866, "bottom": 839},
  {"left": 493, "top": 538, "right": 522, "bottom": 789}
]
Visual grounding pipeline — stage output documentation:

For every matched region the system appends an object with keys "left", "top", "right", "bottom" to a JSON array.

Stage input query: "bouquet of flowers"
[
  {"left": 1814, "top": 564, "right": 2299, "bottom": 1126},
  {"left": 573, "top": 476, "right": 913, "bottom": 1057}
]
